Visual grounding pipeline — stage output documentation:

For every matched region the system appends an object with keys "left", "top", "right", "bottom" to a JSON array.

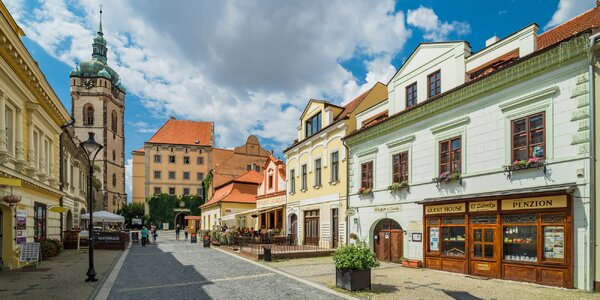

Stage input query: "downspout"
[
  {"left": 587, "top": 31, "right": 600, "bottom": 292},
  {"left": 342, "top": 138, "right": 350, "bottom": 245}
]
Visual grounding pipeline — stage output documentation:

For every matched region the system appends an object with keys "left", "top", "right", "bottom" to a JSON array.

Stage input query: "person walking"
[
  {"left": 151, "top": 225, "right": 158, "bottom": 244},
  {"left": 140, "top": 226, "right": 149, "bottom": 247},
  {"left": 175, "top": 224, "right": 181, "bottom": 241},
  {"left": 184, "top": 226, "right": 189, "bottom": 241}
]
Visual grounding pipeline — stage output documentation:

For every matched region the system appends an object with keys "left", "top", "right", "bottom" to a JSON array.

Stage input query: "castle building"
[{"left": 69, "top": 10, "right": 126, "bottom": 213}]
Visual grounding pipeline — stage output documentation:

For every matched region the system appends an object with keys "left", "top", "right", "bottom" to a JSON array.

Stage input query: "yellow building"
[
  {"left": 0, "top": 2, "right": 73, "bottom": 269},
  {"left": 283, "top": 82, "right": 388, "bottom": 248},
  {"left": 200, "top": 170, "right": 262, "bottom": 231}
]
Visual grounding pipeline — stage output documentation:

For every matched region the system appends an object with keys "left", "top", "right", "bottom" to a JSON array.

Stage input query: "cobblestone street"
[{"left": 105, "top": 234, "right": 346, "bottom": 300}]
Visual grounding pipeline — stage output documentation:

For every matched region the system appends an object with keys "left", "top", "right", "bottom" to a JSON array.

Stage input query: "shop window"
[
  {"left": 154, "top": 155, "right": 161, "bottom": 163},
  {"left": 439, "top": 136, "right": 461, "bottom": 174},
  {"left": 290, "top": 169, "right": 296, "bottom": 193},
  {"left": 183, "top": 156, "right": 190, "bottom": 164},
  {"left": 503, "top": 219, "right": 538, "bottom": 263},
  {"left": 34, "top": 202, "right": 47, "bottom": 240},
  {"left": 427, "top": 70, "right": 441, "bottom": 98},
  {"left": 392, "top": 151, "right": 408, "bottom": 183},
  {"left": 330, "top": 151, "right": 339, "bottom": 182},
  {"left": 406, "top": 82, "right": 417, "bottom": 109},
  {"left": 301, "top": 164, "right": 307, "bottom": 191},
  {"left": 305, "top": 112, "right": 322, "bottom": 138},
  {"left": 314, "top": 158, "right": 322, "bottom": 187},
  {"left": 512, "top": 112, "right": 545, "bottom": 161},
  {"left": 361, "top": 161, "right": 373, "bottom": 189},
  {"left": 441, "top": 216, "right": 466, "bottom": 257}
]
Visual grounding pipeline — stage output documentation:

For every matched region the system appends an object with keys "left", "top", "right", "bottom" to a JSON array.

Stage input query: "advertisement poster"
[
  {"left": 16, "top": 209, "right": 26, "bottom": 244},
  {"left": 429, "top": 227, "right": 439, "bottom": 251}
]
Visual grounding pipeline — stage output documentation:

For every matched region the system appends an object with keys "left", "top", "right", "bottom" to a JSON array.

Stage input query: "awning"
[
  {"left": 81, "top": 211, "right": 125, "bottom": 223},
  {"left": 418, "top": 183, "right": 577, "bottom": 204},
  {"left": 49, "top": 206, "right": 68, "bottom": 213}
]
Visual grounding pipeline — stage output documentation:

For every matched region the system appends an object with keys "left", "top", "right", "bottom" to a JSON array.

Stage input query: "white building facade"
[{"left": 345, "top": 24, "right": 594, "bottom": 290}]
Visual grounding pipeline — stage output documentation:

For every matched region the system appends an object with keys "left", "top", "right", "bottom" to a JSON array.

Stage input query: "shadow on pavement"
[
  {"left": 443, "top": 290, "right": 484, "bottom": 300},
  {"left": 108, "top": 243, "right": 211, "bottom": 300}
]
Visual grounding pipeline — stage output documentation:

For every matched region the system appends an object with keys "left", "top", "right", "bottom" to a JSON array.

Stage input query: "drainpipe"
[
  {"left": 342, "top": 139, "right": 350, "bottom": 245},
  {"left": 587, "top": 31, "right": 600, "bottom": 292}
]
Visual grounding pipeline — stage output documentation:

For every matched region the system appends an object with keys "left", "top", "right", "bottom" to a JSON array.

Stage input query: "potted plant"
[
  {"left": 401, "top": 257, "right": 409, "bottom": 267},
  {"left": 388, "top": 181, "right": 409, "bottom": 192},
  {"left": 432, "top": 171, "right": 462, "bottom": 185},
  {"left": 357, "top": 187, "right": 373, "bottom": 197},
  {"left": 332, "top": 242, "right": 379, "bottom": 291}
]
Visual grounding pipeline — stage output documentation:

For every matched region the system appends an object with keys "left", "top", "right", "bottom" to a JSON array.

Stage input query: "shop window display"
[
  {"left": 503, "top": 225, "right": 537, "bottom": 262},
  {"left": 441, "top": 216, "right": 466, "bottom": 256}
]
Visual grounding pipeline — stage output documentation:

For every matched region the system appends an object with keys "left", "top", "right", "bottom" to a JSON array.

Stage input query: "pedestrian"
[
  {"left": 141, "top": 226, "right": 149, "bottom": 247},
  {"left": 184, "top": 226, "right": 189, "bottom": 241},
  {"left": 152, "top": 225, "right": 158, "bottom": 244},
  {"left": 175, "top": 224, "right": 181, "bottom": 240}
]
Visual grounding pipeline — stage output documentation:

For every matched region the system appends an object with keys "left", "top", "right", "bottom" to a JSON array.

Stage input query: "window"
[
  {"left": 83, "top": 104, "right": 94, "bottom": 125},
  {"left": 361, "top": 161, "right": 373, "bottom": 189},
  {"left": 197, "top": 172, "right": 204, "bottom": 181},
  {"left": 268, "top": 175, "right": 273, "bottom": 189},
  {"left": 34, "top": 202, "right": 47, "bottom": 240},
  {"left": 154, "top": 171, "right": 161, "bottom": 179},
  {"left": 247, "top": 165, "right": 252, "bottom": 171},
  {"left": 330, "top": 151, "right": 339, "bottom": 182},
  {"left": 168, "top": 171, "right": 176, "bottom": 180},
  {"left": 112, "top": 173, "right": 116, "bottom": 187},
  {"left": 255, "top": 165, "right": 260, "bottom": 172},
  {"left": 406, "top": 82, "right": 417, "bottom": 109},
  {"left": 301, "top": 164, "right": 307, "bottom": 191},
  {"left": 183, "top": 188, "right": 190, "bottom": 195},
  {"left": 439, "top": 137, "right": 461, "bottom": 174},
  {"left": 169, "top": 155, "right": 175, "bottom": 163},
  {"left": 290, "top": 169, "right": 296, "bottom": 193},
  {"left": 197, "top": 157, "right": 204, "bottom": 165},
  {"left": 112, "top": 150, "right": 116, "bottom": 161},
  {"left": 512, "top": 113, "right": 545, "bottom": 161},
  {"left": 154, "top": 187, "right": 161, "bottom": 195},
  {"left": 154, "top": 155, "right": 161, "bottom": 163},
  {"left": 183, "top": 172, "right": 190, "bottom": 180},
  {"left": 305, "top": 112, "right": 322, "bottom": 138},
  {"left": 314, "top": 158, "right": 322, "bottom": 187},
  {"left": 111, "top": 110, "right": 118, "bottom": 132},
  {"left": 427, "top": 70, "right": 441, "bottom": 98},
  {"left": 392, "top": 152, "right": 408, "bottom": 183},
  {"left": 183, "top": 156, "right": 190, "bottom": 164},
  {"left": 169, "top": 187, "right": 176, "bottom": 195},
  {"left": 197, "top": 187, "right": 203, "bottom": 196}
]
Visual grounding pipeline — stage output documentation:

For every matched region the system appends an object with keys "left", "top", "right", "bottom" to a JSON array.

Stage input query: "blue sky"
[{"left": 4, "top": 0, "right": 595, "bottom": 199}]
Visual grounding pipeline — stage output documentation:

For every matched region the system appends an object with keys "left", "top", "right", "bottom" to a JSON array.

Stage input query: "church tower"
[{"left": 70, "top": 9, "right": 126, "bottom": 213}]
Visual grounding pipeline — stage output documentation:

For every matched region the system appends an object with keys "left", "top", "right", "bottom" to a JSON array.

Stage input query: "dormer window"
[
  {"left": 305, "top": 112, "right": 322, "bottom": 138},
  {"left": 428, "top": 70, "right": 441, "bottom": 98},
  {"left": 406, "top": 82, "right": 417, "bottom": 109}
]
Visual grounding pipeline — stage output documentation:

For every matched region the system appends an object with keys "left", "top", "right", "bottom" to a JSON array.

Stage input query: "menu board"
[
  {"left": 429, "top": 227, "right": 439, "bottom": 251},
  {"left": 16, "top": 209, "right": 27, "bottom": 245},
  {"left": 544, "top": 226, "right": 564, "bottom": 259}
]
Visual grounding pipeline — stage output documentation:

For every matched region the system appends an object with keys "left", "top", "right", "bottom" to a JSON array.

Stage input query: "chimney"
[
  {"left": 169, "top": 116, "right": 176, "bottom": 120},
  {"left": 486, "top": 36, "right": 500, "bottom": 47}
]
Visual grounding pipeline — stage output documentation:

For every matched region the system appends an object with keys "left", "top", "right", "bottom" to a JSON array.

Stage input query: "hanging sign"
[
  {"left": 469, "top": 201, "right": 497, "bottom": 212},
  {"left": 16, "top": 209, "right": 26, "bottom": 245},
  {"left": 502, "top": 195, "right": 567, "bottom": 211},
  {"left": 425, "top": 203, "right": 465, "bottom": 215}
]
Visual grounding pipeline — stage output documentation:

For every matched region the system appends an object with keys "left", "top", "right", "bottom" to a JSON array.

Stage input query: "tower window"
[
  {"left": 112, "top": 150, "right": 116, "bottom": 161},
  {"left": 111, "top": 110, "right": 118, "bottom": 133},
  {"left": 112, "top": 173, "right": 117, "bottom": 187},
  {"left": 83, "top": 104, "right": 94, "bottom": 126}
]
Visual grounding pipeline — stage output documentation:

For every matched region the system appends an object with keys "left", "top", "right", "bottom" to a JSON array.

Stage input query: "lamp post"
[{"left": 81, "top": 132, "right": 102, "bottom": 283}]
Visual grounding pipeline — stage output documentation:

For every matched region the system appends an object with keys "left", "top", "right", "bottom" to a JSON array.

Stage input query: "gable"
[
  {"left": 390, "top": 42, "right": 467, "bottom": 85},
  {"left": 300, "top": 100, "right": 325, "bottom": 122}
]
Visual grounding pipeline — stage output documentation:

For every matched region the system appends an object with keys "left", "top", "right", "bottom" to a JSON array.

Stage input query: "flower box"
[
  {"left": 357, "top": 187, "right": 373, "bottom": 197},
  {"left": 502, "top": 157, "right": 546, "bottom": 179},
  {"left": 333, "top": 242, "right": 379, "bottom": 291},
  {"left": 432, "top": 172, "right": 462, "bottom": 185},
  {"left": 388, "top": 181, "right": 409, "bottom": 192},
  {"left": 401, "top": 259, "right": 409, "bottom": 267},
  {"left": 408, "top": 259, "right": 422, "bottom": 268}
]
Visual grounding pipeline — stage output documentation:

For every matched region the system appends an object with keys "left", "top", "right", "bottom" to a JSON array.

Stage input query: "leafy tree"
[
  {"left": 146, "top": 194, "right": 204, "bottom": 228},
  {"left": 117, "top": 202, "right": 146, "bottom": 228}
]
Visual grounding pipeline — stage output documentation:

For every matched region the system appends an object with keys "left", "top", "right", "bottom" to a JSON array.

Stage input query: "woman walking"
[
  {"left": 140, "top": 226, "right": 149, "bottom": 247},
  {"left": 184, "top": 226, "right": 189, "bottom": 241}
]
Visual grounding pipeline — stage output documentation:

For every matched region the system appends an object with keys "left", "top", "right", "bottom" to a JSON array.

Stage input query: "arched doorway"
[
  {"left": 174, "top": 212, "right": 188, "bottom": 229},
  {"left": 66, "top": 210, "right": 73, "bottom": 230},
  {"left": 373, "top": 218, "right": 403, "bottom": 263},
  {"left": 289, "top": 214, "right": 297, "bottom": 244}
]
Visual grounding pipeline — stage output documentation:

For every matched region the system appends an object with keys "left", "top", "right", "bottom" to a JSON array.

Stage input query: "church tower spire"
[{"left": 92, "top": 5, "right": 107, "bottom": 63}]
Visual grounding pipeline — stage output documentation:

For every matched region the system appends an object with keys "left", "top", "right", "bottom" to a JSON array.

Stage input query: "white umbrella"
[{"left": 81, "top": 210, "right": 125, "bottom": 223}]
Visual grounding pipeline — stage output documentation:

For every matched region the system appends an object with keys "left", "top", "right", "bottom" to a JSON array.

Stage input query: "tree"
[
  {"left": 117, "top": 202, "right": 146, "bottom": 228},
  {"left": 147, "top": 194, "right": 204, "bottom": 228}
]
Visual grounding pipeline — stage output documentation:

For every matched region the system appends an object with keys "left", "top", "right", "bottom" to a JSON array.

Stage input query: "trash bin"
[
  {"left": 263, "top": 246, "right": 272, "bottom": 262},
  {"left": 203, "top": 236, "right": 211, "bottom": 248},
  {"left": 191, "top": 233, "right": 197, "bottom": 244}
]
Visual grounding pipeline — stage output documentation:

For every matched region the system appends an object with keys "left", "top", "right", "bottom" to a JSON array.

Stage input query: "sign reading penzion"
[
  {"left": 425, "top": 203, "right": 465, "bottom": 215},
  {"left": 502, "top": 196, "right": 567, "bottom": 210}
]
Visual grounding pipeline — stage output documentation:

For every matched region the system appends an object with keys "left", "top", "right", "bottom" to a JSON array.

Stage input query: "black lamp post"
[{"left": 81, "top": 132, "right": 102, "bottom": 282}]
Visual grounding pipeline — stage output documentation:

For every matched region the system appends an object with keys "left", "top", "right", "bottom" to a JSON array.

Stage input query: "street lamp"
[{"left": 81, "top": 132, "right": 103, "bottom": 283}]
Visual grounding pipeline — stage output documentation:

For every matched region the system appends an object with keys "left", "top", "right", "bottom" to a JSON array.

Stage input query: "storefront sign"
[
  {"left": 257, "top": 195, "right": 286, "bottom": 209},
  {"left": 425, "top": 203, "right": 465, "bottom": 215},
  {"left": 374, "top": 205, "right": 401, "bottom": 213},
  {"left": 469, "top": 201, "right": 498, "bottom": 212},
  {"left": 502, "top": 196, "right": 567, "bottom": 211},
  {"left": 16, "top": 209, "right": 26, "bottom": 245}
]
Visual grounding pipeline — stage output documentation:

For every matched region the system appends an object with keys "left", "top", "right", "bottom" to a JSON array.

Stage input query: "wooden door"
[
  {"left": 470, "top": 226, "right": 498, "bottom": 277},
  {"left": 390, "top": 231, "right": 402, "bottom": 263},
  {"left": 332, "top": 209, "right": 338, "bottom": 248},
  {"left": 374, "top": 219, "right": 403, "bottom": 263},
  {"left": 290, "top": 214, "right": 298, "bottom": 243},
  {"left": 304, "top": 210, "right": 319, "bottom": 246}
]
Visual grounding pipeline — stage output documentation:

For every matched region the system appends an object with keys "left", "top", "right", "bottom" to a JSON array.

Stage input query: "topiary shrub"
[{"left": 332, "top": 242, "right": 380, "bottom": 270}]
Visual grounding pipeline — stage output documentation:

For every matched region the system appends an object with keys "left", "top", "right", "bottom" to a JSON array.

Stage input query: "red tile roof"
[
  {"left": 538, "top": 4, "right": 600, "bottom": 49},
  {"left": 132, "top": 147, "right": 145, "bottom": 153},
  {"left": 147, "top": 118, "right": 213, "bottom": 146},
  {"left": 233, "top": 170, "right": 263, "bottom": 185},
  {"left": 200, "top": 181, "right": 258, "bottom": 208}
]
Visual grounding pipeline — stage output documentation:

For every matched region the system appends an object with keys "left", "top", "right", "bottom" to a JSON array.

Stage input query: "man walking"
[
  {"left": 175, "top": 225, "right": 181, "bottom": 241},
  {"left": 141, "top": 226, "right": 150, "bottom": 247}
]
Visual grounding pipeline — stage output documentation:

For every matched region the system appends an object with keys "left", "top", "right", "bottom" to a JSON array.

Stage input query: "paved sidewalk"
[
  {"left": 0, "top": 249, "right": 122, "bottom": 300},
  {"left": 266, "top": 256, "right": 597, "bottom": 300}
]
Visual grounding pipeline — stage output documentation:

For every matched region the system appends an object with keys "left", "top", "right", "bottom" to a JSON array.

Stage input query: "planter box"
[
  {"left": 408, "top": 259, "right": 422, "bottom": 268},
  {"left": 401, "top": 260, "right": 409, "bottom": 267},
  {"left": 336, "top": 268, "right": 371, "bottom": 291}
]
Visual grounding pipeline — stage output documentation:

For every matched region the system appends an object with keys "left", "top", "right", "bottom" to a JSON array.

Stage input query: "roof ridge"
[{"left": 542, "top": 4, "right": 599, "bottom": 34}]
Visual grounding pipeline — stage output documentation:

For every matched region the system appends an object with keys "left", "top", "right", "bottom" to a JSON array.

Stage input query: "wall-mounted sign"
[
  {"left": 502, "top": 196, "right": 567, "bottom": 211},
  {"left": 429, "top": 227, "right": 439, "bottom": 251},
  {"left": 469, "top": 201, "right": 498, "bottom": 212},
  {"left": 257, "top": 195, "right": 286, "bottom": 209},
  {"left": 412, "top": 232, "right": 422, "bottom": 242},
  {"left": 374, "top": 205, "right": 401, "bottom": 213},
  {"left": 425, "top": 203, "right": 465, "bottom": 215},
  {"left": 16, "top": 209, "right": 26, "bottom": 245}
]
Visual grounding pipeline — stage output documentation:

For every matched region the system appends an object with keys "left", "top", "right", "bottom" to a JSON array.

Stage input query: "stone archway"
[
  {"left": 174, "top": 212, "right": 189, "bottom": 230},
  {"left": 372, "top": 218, "right": 403, "bottom": 263}
]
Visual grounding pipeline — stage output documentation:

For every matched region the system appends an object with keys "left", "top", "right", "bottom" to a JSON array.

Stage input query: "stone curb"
[{"left": 93, "top": 244, "right": 131, "bottom": 300}]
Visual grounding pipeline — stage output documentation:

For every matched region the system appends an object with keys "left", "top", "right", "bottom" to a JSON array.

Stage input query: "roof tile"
[{"left": 147, "top": 119, "right": 213, "bottom": 146}]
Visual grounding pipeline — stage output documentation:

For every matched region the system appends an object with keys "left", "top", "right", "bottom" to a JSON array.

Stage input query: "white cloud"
[
  {"left": 14, "top": 0, "right": 412, "bottom": 150},
  {"left": 545, "top": 0, "right": 595, "bottom": 30},
  {"left": 407, "top": 6, "right": 470, "bottom": 41},
  {"left": 124, "top": 158, "right": 132, "bottom": 202},
  {"left": 129, "top": 121, "right": 159, "bottom": 134}
]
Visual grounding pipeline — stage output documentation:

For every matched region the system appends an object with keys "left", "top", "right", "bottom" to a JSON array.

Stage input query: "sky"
[{"left": 4, "top": 0, "right": 596, "bottom": 201}]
